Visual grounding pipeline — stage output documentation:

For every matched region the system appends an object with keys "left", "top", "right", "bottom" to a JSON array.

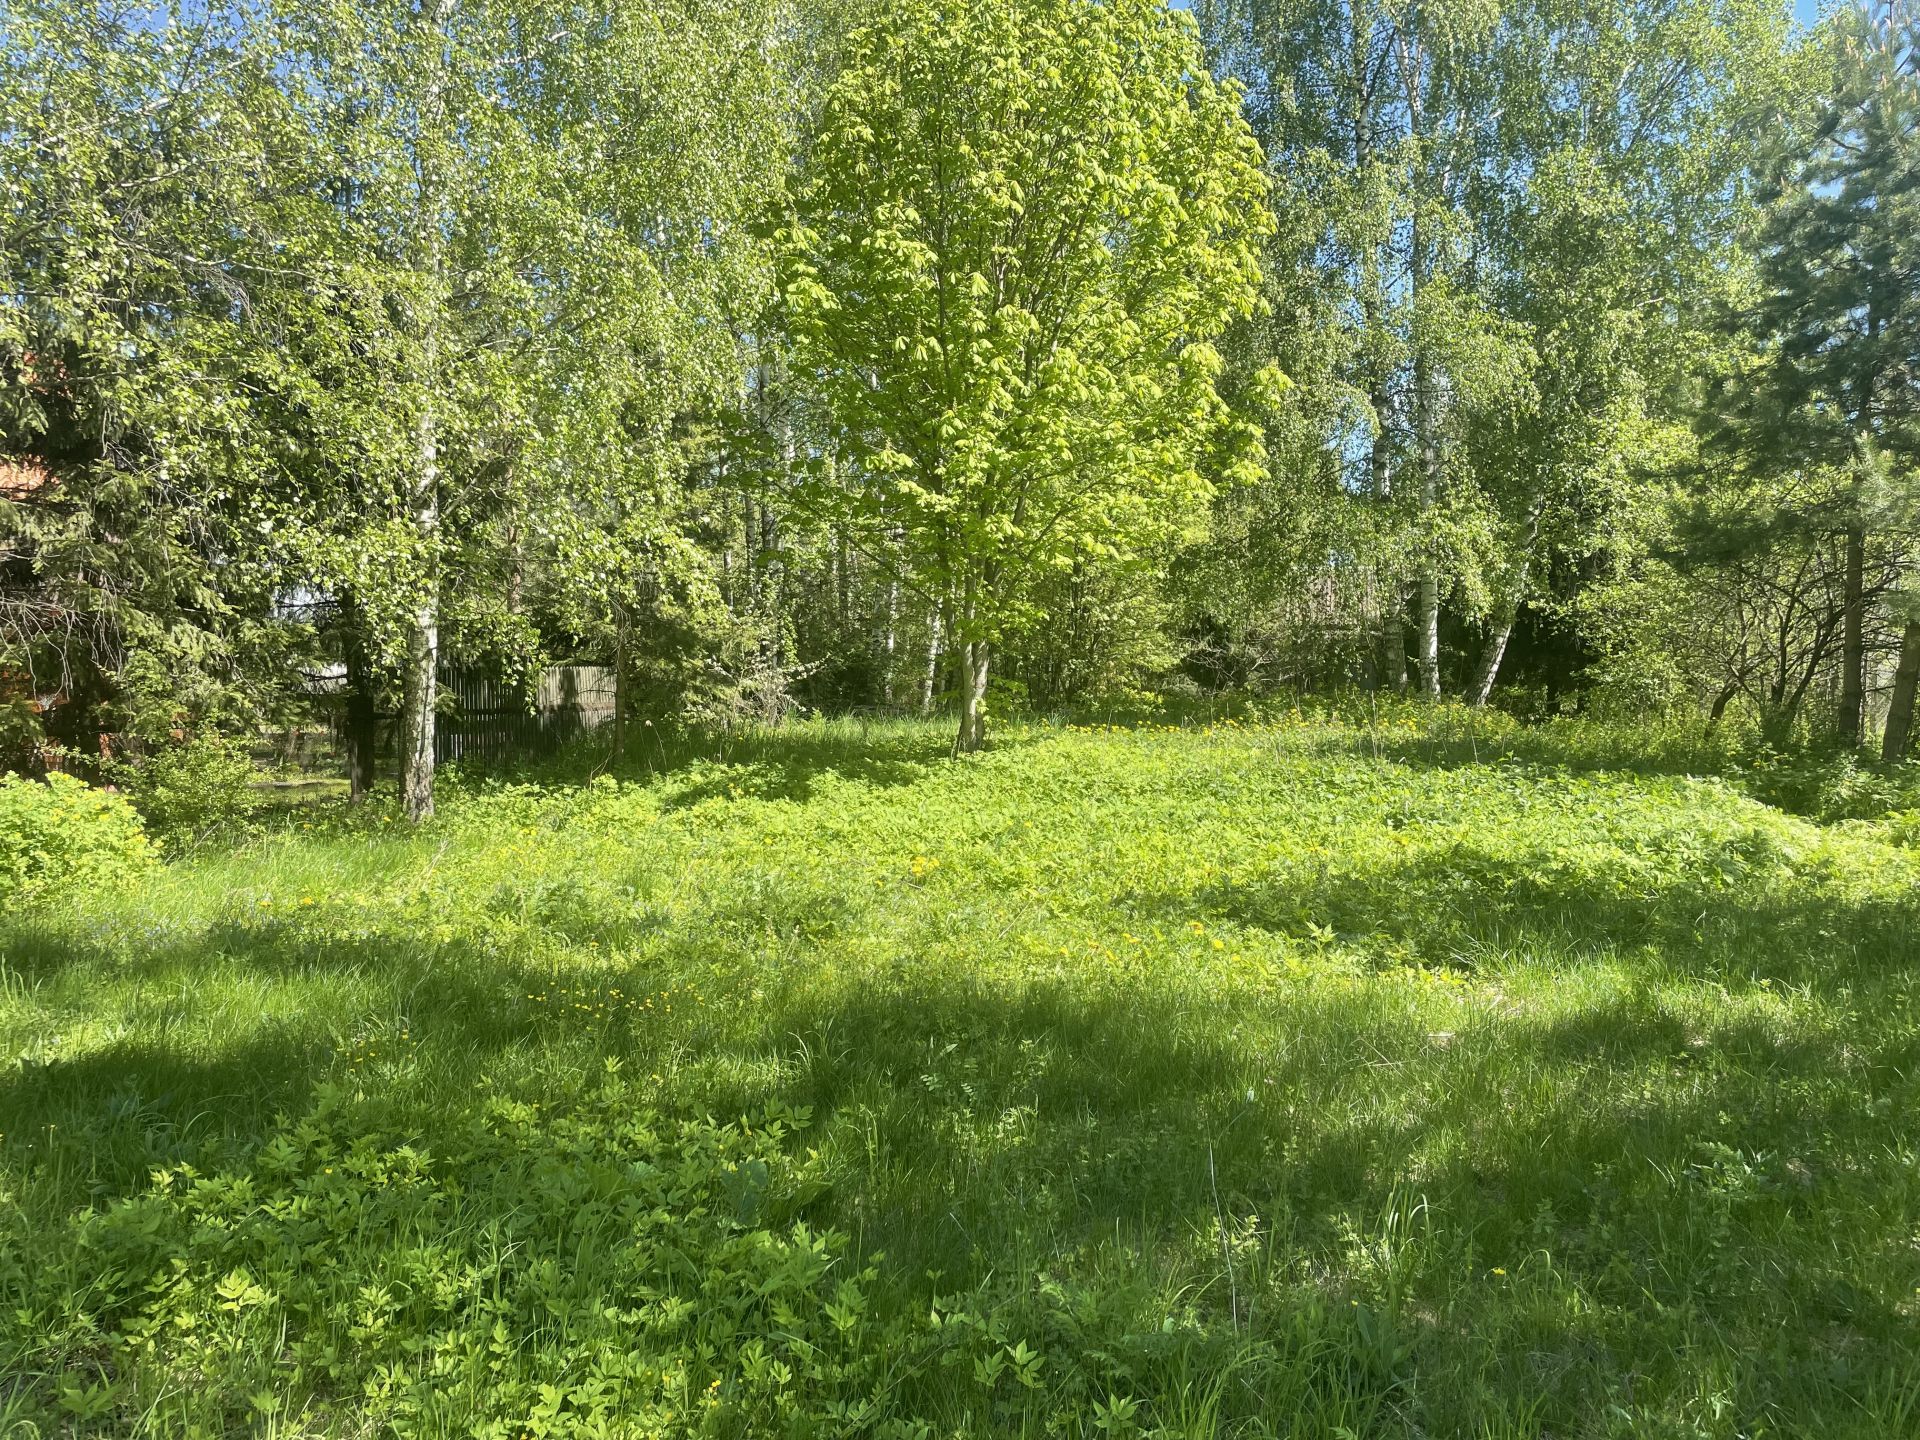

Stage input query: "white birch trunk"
[{"left": 400, "top": 0, "right": 453, "bottom": 823}]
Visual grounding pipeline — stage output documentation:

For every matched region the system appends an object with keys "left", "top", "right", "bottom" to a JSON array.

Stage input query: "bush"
[
  {"left": 0, "top": 770, "right": 156, "bottom": 901},
  {"left": 1740, "top": 749, "right": 1920, "bottom": 822},
  {"left": 112, "top": 734, "right": 258, "bottom": 843}
]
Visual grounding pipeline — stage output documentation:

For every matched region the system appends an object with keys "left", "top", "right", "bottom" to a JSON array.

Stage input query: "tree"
[
  {"left": 1201, "top": 0, "right": 1789, "bottom": 707},
  {"left": 778, "top": 0, "right": 1274, "bottom": 753},
  {"left": 253, "top": 0, "right": 791, "bottom": 818},
  {"left": 1200, "top": 0, "right": 1532, "bottom": 699},
  {"left": 0, "top": 3, "right": 295, "bottom": 762},
  {"left": 1713, "top": 5, "right": 1920, "bottom": 749}
]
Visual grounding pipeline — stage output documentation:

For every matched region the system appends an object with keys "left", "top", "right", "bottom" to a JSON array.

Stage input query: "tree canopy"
[{"left": 3, "top": 0, "right": 1915, "bottom": 803}]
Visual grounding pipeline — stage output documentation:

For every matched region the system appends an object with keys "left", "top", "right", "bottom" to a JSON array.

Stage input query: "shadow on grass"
[
  {"left": 1131, "top": 838, "right": 1919, "bottom": 1001},
  {"left": 1268, "top": 719, "right": 1920, "bottom": 822},
  {"left": 439, "top": 717, "right": 1029, "bottom": 811}
]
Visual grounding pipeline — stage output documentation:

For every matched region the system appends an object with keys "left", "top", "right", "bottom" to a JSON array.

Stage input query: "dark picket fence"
[{"left": 434, "top": 666, "right": 613, "bottom": 764}]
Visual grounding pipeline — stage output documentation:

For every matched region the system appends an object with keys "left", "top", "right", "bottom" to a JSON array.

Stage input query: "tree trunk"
[
  {"left": 954, "top": 638, "right": 990, "bottom": 755},
  {"left": 1401, "top": 31, "right": 1442, "bottom": 700},
  {"left": 399, "top": 532, "right": 438, "bottom": 821},
  {"left": 921, "top": 610, "right": 942, "bottom": 714},
  {"left": 611, "top": 610, "right": 629, "bottom": 760},
  {"left": 743, "top": 491, "right": 760, "bottom": 611},
  {"left": 1883, "top": 618, "right": 1920, "bottom": 763},
  {"left": 1415, "top": 562, "right": 1441, "bottom": 699},
  {"left": 1465, "top": 513, "right": 1539, "bottom": 708},
  {"left": 881, "top": 577, "right": 899, "bottom": 706},
  {"left": 1842, "top": 291, "right": 1881, "bottom": 746},
  {"left": 1839, "top": 523, "right": 1866, "bottom": 746},
  {"left": 342, "top": 602, "right": 377, "bottom": 804},
  {"left": 1706, "top": 678, "right": 1740, "bottom": 730},
  {"left": 836, "top": 524, "right": 851, "bottom": 629},
  {"left": 1351, "top": 15, "right": 1404, "bottom": 695},
  {"left": 1410, "top": 309, "right": 1441, "bottom": 699},
  {"left": 1465, "top": 606, "right": 1516, "bottom": 709},
  {"left": 399, "top": 350, "right": 441, "bottom": 820},
  {"left": 1383, "top": 594, "right": 1409, "bottom": 693},
  {"left": 400, "top": 0, "right": 452, "bottom": 824}
]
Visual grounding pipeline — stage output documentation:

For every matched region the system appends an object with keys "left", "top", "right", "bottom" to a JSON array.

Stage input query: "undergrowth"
[{"left": 2, "top": 708, "right": 1917, "bottom": 1437}]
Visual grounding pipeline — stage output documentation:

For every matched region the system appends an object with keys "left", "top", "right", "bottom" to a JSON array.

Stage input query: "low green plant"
[
  {"left": 110, "top": 733, "right": 259, "bottom": 844},
  {"left": 3, "top": 711, "right": 1918, "bottom": 1437},
  {"left": 0, "top": 769, "right": 155, "bottom": 901},
  {"left": 1, "top": 1085, "right": 918, "bottom": 1437}
]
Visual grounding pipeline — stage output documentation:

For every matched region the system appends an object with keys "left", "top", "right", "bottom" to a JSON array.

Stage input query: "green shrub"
[
  {"left": 1741, "top": 749, "right": 1920, "bottom": 821},
  {"left": 112, "top": 733, "right": 258, "bottom": 843},
  {"left": 0, "top": 770, "right": 156, "bottom": 901},
  {"left": 1883, "top": 808, "right": 1920, "bottom": 847}
]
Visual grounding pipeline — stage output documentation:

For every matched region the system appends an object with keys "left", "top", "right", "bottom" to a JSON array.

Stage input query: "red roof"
[{"left": 0, "top": 457, "right": 53, "bottom": 501}]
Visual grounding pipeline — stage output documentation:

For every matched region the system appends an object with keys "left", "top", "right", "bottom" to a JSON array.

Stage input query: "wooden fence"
[{"left": 435, "top": 665, "right": 615, "bottom": 764}]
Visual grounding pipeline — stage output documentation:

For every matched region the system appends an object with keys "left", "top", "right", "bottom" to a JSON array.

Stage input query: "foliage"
[
  {"left": 0, "top": 2, "right": 290, "bottom": 744},
  {"left": 0, "top": 770, "right": 154, "bottom": 902},
  {"left": 1198, "top": 0, "right": 1794, "bottom": 702},
  {"left": 1698, "top": 5, "right": 1920, "bottom": 748},
  {"left": 3, "top": 1087, "right": 908, "bottom": 1437},
  {"left": 108, "top": 735, "right": 259, "bottom": 847},
  {"left": 779, "top": 0, "right": 1275, "bottom": 749}
]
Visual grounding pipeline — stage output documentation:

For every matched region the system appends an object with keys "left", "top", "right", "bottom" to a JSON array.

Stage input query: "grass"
[{"left": 3, "top": 706, "right": 1918, "bottom": 1437}]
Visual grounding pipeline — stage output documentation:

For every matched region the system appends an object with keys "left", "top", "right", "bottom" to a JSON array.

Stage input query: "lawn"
[{"left": 3, "top": 709, "right": 1918, "bottom": 1438}]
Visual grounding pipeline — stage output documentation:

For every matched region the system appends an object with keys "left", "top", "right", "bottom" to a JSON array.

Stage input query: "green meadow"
[{"left": 4, "top": 709, "right": 1919, "bottom": 1438}]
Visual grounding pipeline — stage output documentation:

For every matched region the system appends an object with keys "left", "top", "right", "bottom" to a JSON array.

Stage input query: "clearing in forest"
[{"left": 3, "top": 712, "right": 1918, "bottom": 1438}]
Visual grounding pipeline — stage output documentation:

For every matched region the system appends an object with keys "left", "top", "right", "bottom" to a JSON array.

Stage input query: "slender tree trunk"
[
  {"left": 342, "top": 599, "right": 377, "bottom": 804},
  {"left": 951, "top": 573, "right": 992, "bottom": 754},
  {"left": 1839, "top": 523, "right": 1866, "bottom": 746},
  {"left": 1883, "top": 618, "right": 1920, "bottom": 762},
  {"left": 1351, "top": 14, "right": 1404, "bottom": 694},
  {"left": 1465, "top": 513, "right": 1540, "bottom": 708},
  {"left": 1415, "top": 560, "right": 1441, "bottom": 698},
  {"left": 1400, "top": 29, "right": 1442, "bottom": 700},
  {"left": 881, "top": 577, "right": 899, "bottom": 706},
  {"left": 611, "top": 610, "right": 629, "bottom": 760},
  {"left": 743, "top": 492, "right": 761, "bottom": 610},
  {"left": 1410, "top": 288, "right": 1441, "bottom": 699},
  {"left": 1842, "top": 298, "right": 1881, "bottom": 747},
  {"left": 836, "top": 524, "right": 851, "bottom": 629},
  {"left": 400, "top": 0, "right": 452, "bottom": 824},
  {"left": 760, "top": 499, "right": 783, "bottom": 671},
  {"left": 921, "top": 609, "right": 942, "bottom": 714},
  {"left": 1382, "top": 589, "right": 1409, "bottom": 694},
  {"left": 1465, "top": 606, "right": 1517, "bottom": 709},
  {"left": 400, "top": 443, "right": 439, "bottom": 822},
  {"left": 505, "top": 514, "right": 524, "bottom": 616},
  {"left": 1706, "top": 678, "right": 1740, "bottom": 730}
]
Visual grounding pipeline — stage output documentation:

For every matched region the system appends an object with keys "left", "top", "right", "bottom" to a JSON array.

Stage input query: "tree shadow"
[
  {"left": 435, "top": 718, "right": 1039, "bottom": 811},
  {"left": 1273, "top": 717, "right": 1919, "bottom": 822},
  {"left": 1127, "top": 838, "right": 1919, "bottom": 1002}
]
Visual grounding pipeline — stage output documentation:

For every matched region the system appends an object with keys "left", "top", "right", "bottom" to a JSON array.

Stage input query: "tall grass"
[{"left": 2, "top": 710, "right": 1917, "bottom": 1436}]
